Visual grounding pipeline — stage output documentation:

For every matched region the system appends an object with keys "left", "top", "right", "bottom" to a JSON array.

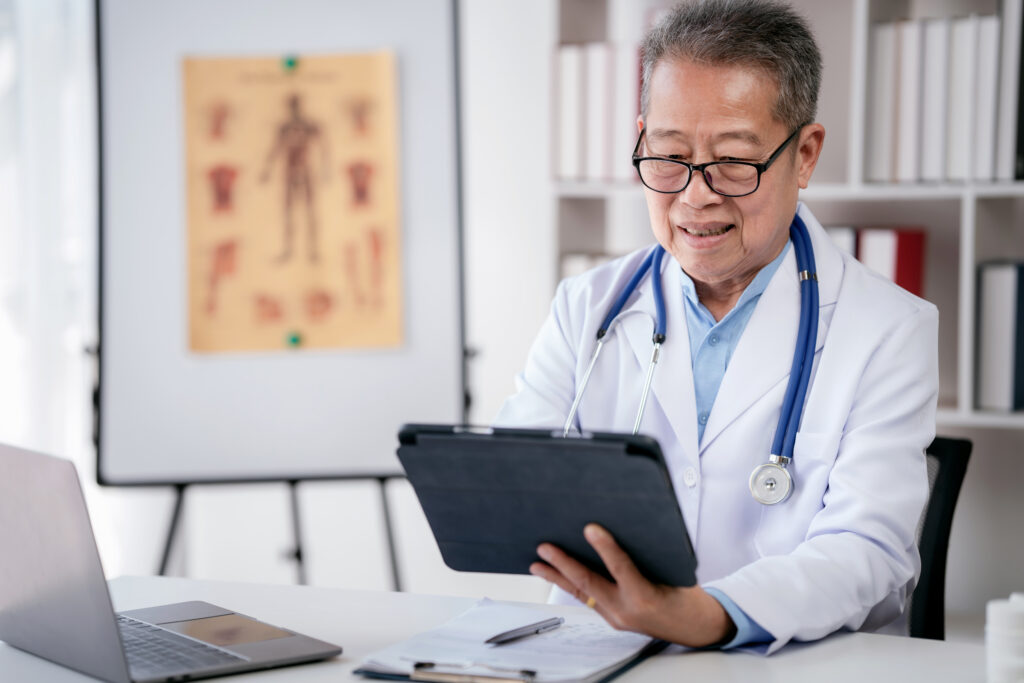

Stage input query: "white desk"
[{"left": 0, "top": 576, "right": 985, "bottom": 682}]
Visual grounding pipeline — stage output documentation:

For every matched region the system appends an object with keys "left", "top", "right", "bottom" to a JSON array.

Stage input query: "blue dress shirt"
[{"left": 678, "top": 240, "right": 791, "bottom": 649}]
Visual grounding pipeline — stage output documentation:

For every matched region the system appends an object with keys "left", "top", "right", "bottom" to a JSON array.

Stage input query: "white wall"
[
  {"left": 461, "top": 0, "right": 559, "bottom": 424},
  {"left": 0, "top": 0, "right": 179, "bottom": 583}
]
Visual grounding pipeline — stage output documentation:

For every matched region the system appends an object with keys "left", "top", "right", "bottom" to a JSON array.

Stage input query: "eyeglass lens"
[{"left": 636, "top": 159, "right": 759, "bottom": 196}]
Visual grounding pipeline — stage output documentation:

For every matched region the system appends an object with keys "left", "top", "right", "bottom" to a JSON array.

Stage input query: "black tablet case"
[{"left": 397, "top": 425, "right": 697, "bottom": 587}]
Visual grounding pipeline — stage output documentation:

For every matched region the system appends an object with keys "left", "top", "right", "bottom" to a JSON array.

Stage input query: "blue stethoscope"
[{"left": 562, "top": 213, "right": 819, "bottom": 505}]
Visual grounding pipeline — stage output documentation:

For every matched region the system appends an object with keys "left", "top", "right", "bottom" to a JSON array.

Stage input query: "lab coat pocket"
[{"left": 754, "top": 430, "right": 843, "bottom": 557}]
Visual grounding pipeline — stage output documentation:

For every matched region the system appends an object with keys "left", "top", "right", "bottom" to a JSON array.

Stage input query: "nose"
[{"left": 676, "top": 167, "right": 725, "bottom": 210}]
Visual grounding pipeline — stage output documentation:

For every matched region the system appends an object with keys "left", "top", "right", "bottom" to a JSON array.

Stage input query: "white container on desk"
[{"left": 987, "top": 598, "right": 1024, "bottom": 682}]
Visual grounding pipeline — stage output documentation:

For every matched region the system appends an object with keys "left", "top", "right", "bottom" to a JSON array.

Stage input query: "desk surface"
[{"left": 0, "top": 576, "right": 985, "bottom": 682}]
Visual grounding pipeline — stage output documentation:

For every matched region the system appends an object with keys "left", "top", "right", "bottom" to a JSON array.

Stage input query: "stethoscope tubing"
[
  {"left": 564, "top": 213, "right": 818, "bottom": 499},
  {"left": 772, "top": 214, "right": 818, "bottom": 461},
  {"left": 564, "top": 245, "right": 666, "bottom": 436},
  {"left": 633, "top": 248, "right": 666, "bottom": 433},
  {"left": 598, "top": 247, "right": 661, "bottom": 338}
]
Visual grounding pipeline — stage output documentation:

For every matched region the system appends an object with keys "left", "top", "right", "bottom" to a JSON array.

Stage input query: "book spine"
[
  {"left": 1017, "top": 2, "right": 1024, "bottom": 178},
  {"left": 946, "top": 15, "right": 978, "bottom": 182},
  {"left": 856, "top": 227, "right": 926, "bottom": 297},
  {"left": 977, "top": 263, "right": 1020, "bottom": 410},
  {"left": 867, "top": 22, "right": 897, "bottom": 182},
  {"left": 557, "top": 44, "right": 584, "bottom": 180},
  {"left": 857, "top": 228, "right": 897, "bottom": 281},
  {"left": 893, "top": 229, "right": 926, "bottom": 297},
  {"left": 825, "top": 226, "right": 857, "bottom": 256},
  {"left": 611, "top": 43, "right": 641, "bottom": 182},
  {"left": 974, "top": 15, "right": 1001, "bottom": 182},
  {"left": 997, "top": 0, "right": 1022, "bottom": 181},
  {"left": 1015, "top": 265, "right": 1024, "bottom": 410},
  {"left": 584, "top": 42, "right": 612, "bottom": 181},
  {"left": 921, "top": 17, "right": 950, "bottom": 182},
  {"left": 897, "top": 19, "right": 923, "bottom": 183}
]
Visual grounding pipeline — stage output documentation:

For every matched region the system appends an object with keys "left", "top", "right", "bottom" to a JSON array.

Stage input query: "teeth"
[{"left": 683, "top": 224, "right": 733, "bottom": 237}]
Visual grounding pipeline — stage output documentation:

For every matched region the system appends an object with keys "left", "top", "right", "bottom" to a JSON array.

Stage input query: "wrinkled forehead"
[
  {"left": 644, "top": 57, "right": 784, "bottom": 134},
  {"left": 643, "top": 54, "right": 778, "bottom": 124}
]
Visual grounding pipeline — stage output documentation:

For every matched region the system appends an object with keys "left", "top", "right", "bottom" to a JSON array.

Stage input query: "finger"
[
  {"left": 529, "top": 558, "right": 593, "bottom": 606},
  {"left": 584, "top": 524, "right": 647, "bottom": 587},
  {"left": 536, "top": 542, "right": 615, "bottom": 606},
  {"left": 530, "top": 560, "right": 624, "bottom": 631}
]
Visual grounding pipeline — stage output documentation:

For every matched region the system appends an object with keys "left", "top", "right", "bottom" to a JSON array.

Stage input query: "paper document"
[{"left": 355, "top": 598, "right": 658, "bottom": 682}]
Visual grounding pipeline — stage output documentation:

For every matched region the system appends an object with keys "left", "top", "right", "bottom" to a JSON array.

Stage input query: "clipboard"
[
  {"left": 354, "top": 640, "right": 669, "bottom": 683},
  {"left": 353, "top": 598, "right": 670, "bottom": 683},
  {"left": 397, "top": 425, "right": 697, "bottom": 588}
]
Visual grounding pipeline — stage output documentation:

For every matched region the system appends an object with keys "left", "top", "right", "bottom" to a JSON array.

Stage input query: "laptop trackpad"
[{"left": 161, "top": 614, "right": 292, "bottom": 647}]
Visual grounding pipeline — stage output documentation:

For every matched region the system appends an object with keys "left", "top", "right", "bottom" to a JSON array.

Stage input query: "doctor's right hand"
[{"left": 529, "top": 523, "right": 736, "bottom": 648}]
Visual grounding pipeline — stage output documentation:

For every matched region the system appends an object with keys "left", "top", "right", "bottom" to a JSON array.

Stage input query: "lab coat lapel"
[
  {"left": 619, "top": 259, "right": 700, "bottom": 459},
  {"left": 700, "top": 207, "right": 840, "bottom": 451},
  {"left": 699, "top": 248, "right": 801, "bottom": 451}
]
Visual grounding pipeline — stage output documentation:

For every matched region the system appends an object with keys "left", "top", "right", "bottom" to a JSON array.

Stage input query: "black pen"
[{"left": 485, "top": 617, "right": 565, "bottom": 646}]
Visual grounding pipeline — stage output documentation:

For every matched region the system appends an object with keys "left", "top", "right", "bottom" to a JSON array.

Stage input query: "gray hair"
[{"left": 640, "top": 0, "right": 821, "bottom": 131}]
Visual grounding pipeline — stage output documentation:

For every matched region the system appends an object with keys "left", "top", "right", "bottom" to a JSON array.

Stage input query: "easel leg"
[
  {"left": 288, "top": 480, "right": 307, "bottom": 585},
  {"left": 159, "top": 484, "right": 187, "bottom": 576},
  {"left": 378, "top": 477, "right": 403, "bottom": 592}
]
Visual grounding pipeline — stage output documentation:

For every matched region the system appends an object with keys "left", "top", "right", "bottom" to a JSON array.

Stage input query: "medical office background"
[{"left": 1, "top": 0, "right": 1021, "bottom": 644}]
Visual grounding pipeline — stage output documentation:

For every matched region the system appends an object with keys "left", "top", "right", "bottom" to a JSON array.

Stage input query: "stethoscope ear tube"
[
  {"left": 632, "top": 248, "right": 667, "bottom": 435},
  {"left": 563, "top": 338, "right": 605, "bottom": 436},
  {"left": 598, "top": 247, "right": 658, "bottom": 337},
  {"left": 564, "top": 246, "right": 665, "bottom": 437}
]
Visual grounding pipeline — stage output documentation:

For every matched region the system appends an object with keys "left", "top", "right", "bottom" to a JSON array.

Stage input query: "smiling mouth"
[{"left": 681, "top": 224, "right": 735, "bottom": 237}]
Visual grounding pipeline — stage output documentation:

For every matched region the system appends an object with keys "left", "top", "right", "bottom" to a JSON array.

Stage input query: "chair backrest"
[{"left": 909, "top": 436, "right": 972, "bottom": 640}]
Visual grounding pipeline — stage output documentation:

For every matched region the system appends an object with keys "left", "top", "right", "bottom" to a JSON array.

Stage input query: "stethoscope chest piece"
[{"left": 749, "top": 456, "right": 793, "bottom": 506}]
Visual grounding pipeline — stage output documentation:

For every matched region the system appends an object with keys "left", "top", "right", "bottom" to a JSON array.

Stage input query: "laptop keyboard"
[{"left": 117, "top": 614, "right": 247, "bottom": 678}]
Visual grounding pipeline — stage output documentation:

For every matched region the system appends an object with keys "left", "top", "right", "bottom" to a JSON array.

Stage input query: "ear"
[
  {"left": 636, "top": 115, "right": 644, "bottom": 135},
  {"left": 795, "top": 123, "right": 825, "bottom": 189}
]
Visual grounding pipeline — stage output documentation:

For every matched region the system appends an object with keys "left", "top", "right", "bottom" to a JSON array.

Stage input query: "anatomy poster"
[{"left": 184, "top": 52, "right": 402, "bottom": 352}]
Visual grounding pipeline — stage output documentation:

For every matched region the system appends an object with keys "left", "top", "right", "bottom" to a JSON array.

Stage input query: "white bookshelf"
[
  {"left": 456, "top": 0, "right": 1024, "bottom": 633},
  {"left": 937, "top": 407, "right": 1024, "bottom": 428},
  {"left": 553, "top": 0, "right": 1024, "bottom": 429},
  {"left": 442, "top": 0, "right": 1024, "bottom": 638}
]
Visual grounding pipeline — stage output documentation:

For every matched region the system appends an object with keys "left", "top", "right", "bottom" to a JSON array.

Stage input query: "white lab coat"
[{"left": 494, "top": 203, "right": 937, "bottom": 653}]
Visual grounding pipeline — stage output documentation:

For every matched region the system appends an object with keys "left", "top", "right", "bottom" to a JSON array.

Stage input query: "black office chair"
[{"left": 908, "top": 436, "right": 972, "bottom": 640}]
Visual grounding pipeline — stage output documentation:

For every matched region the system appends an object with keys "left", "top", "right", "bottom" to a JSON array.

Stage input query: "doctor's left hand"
[{"left": 529, "top": 524, "right": 735, "bottom": 648}]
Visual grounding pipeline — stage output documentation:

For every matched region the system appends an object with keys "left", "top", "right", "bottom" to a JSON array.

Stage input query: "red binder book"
[{"left": 856, "top": 227, "right": 927, "bottom": 297}]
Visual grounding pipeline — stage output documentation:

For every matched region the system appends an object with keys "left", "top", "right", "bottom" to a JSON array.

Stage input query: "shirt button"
[
  {"left": 684, "top": 467, "right": 698, "bottom": 488},
  {"left": 709, "top": 334, "right": 720, "bottom": 346},
  {"left": 698, "top": 413, "right": 708, "bottom": 425}
]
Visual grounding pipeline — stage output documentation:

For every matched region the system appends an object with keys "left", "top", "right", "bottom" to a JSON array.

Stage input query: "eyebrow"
[{"left": 646, "top": 128, "right": 765, "bottom": 147}]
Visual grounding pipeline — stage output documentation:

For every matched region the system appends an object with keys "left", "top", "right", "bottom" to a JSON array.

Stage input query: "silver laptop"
[{"left": 0, "top": 442, "right": 342, "bottom": 682}]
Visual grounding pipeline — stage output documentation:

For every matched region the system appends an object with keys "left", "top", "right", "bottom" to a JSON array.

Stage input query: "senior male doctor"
[{"left": 495, "top": 0, "right": 938, "bottom": 654}]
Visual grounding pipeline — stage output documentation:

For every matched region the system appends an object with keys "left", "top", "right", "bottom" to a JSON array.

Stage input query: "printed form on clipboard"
[{"left": 354, "top": 598, "right": 666, "bottom": 683}]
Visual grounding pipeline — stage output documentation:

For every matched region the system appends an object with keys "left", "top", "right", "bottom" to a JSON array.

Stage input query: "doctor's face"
[{"left": 638, "top": 58, "right": 823, "bottom": 297}]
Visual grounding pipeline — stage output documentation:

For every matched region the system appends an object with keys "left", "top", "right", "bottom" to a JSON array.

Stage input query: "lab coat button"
[{"left": 683, "top": 467, "right": 698, "bottom": 488}]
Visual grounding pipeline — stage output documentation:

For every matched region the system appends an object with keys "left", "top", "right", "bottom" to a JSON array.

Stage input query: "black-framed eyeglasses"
[{"left": 631, "top": 126, "right": 802, "bottom": 197}]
